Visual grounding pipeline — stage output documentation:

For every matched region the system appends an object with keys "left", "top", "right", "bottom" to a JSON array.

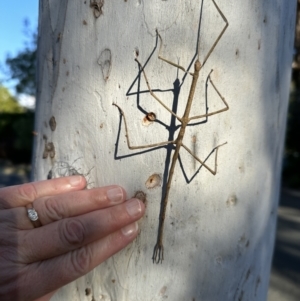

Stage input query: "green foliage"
[
  {"left": 5, "top": 32, "right": 37, "bottom": 96},
  {"left": 0, "top": 20, "right": 37, "bottom": 163},
  {"left": 0, "top": 86, "right": 33, "bottom": 163},
  {"left": 0, "top": 86, "right": 25, "bottom": 113}
]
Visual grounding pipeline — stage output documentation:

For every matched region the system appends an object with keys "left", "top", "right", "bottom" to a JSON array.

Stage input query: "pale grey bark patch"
[{"left": 37, "top": 0, "right": 68, "bottom": 103}]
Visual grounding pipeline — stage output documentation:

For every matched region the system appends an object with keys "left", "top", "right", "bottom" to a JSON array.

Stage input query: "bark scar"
[{"left": 90, "top": 0, "right": 104, "bottom": 18}]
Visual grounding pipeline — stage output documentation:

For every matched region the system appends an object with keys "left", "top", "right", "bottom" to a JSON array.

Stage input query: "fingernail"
[
  {"left": 125, "top": 198, "right": 142, "bottom": 217},
  {"left": 121, "top": 222, "right": 138, "bottom": 237},
  {"left": 69, "top": 175, "right": 83, "bottom": 187},
  {"left": 107, "top": 187, "right": 124, "bottom": 204}
]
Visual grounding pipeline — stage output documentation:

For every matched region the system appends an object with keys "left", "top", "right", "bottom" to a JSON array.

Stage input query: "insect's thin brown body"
[
  {"left": 153, "top": 60, "right": 201, "bottom": 261},
  {"left": 114, "top": 0, "right": 229, "bottom": 263}
]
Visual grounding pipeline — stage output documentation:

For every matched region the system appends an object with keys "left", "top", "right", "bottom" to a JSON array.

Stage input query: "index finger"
[{"left": 0, "top": 176, "right": 86, "bottom": 209}]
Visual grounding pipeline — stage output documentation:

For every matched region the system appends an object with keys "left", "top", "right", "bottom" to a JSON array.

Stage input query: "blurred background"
[
  {"left": 0, "top": 1, "right": 299, "bottom": 300},
  {"left": 0, "top": 1, "right": 36, "bottom": 185}
]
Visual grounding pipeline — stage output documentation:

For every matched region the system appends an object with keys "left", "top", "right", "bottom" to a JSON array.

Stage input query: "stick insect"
[{"left": 114, "top": 0, "right": 229, "bottom": 263}]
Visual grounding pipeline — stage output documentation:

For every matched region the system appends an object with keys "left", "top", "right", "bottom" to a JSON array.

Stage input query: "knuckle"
[
  {"left": 44, "top": 197, "right": 64, "bottom": 221},
  {"left": 60, "top": 219, "right": 86, "bottom": 247},
  {"left": 69, "top": 246, "right": 93, "bottom": 276},
  {"left": 17, "top": 183, "right": 38, "bottom": 202}
]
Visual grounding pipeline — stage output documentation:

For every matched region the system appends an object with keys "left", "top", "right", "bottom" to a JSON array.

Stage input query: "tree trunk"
[{"left": 33, "top": 0, "right": 296, "bottom": 300}]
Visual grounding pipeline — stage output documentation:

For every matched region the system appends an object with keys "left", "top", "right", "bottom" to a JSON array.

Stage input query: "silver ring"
[{"left": 26, "top": 204, "right": 42, "bottom": 228}]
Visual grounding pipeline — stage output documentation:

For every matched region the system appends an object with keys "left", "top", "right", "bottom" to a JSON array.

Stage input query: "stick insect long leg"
[
  {"left": 135, "top": 56, "right": 184, "bottom": 123},
  {"left": 113, "top": 103, "right": 176, "bottom": 150},
  {"left": 135, "top": 0, "right": 229, "bottom": 125},
  {"left": 181, "top": 142, "right": 227, "bottom": 175},
  {"left": 114, "top": 0, "right": 229, "bottom": 263},
  {"left": 189, "top": 71, "right": 229, "bottom": 121}
]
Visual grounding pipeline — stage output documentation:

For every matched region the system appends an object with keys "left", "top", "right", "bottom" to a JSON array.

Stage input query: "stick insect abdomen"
[{"left": 153, "top": 59, "right": 201, "bottom": 263}]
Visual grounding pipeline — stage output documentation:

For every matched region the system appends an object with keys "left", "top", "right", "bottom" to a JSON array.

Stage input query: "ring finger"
[{"left": 2, "top": 185, "right": 126, "bottom": 230}]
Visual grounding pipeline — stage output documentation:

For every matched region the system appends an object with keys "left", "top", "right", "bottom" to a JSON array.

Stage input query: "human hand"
[{"left": 0, "top": 176, "right": 145, "bottom": 301}]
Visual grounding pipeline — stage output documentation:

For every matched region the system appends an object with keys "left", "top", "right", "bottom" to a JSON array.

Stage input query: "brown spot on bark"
[
  {"left": 90, "top": 0, "right": 104, "bottom": 18},
  {"left": 49, "top": 116, "right": 56, "bottom": 131},
  {"left": 143, "top": 112, "right": 156, "bottom": 126},
  {"left": 145, "top": 174, "right": 161, "bottom": 189},
  {"left": 134, "top": 191, "right": 147, "bottom": 203}
]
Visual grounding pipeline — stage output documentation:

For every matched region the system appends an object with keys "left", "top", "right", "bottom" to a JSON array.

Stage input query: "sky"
[{"left": 0, "top": 0, "right": 38, "bottom": 105}]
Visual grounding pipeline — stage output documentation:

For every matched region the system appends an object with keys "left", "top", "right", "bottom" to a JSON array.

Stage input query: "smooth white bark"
[{"left": 33, "top": 0, "right": 296, "bottom": 300}]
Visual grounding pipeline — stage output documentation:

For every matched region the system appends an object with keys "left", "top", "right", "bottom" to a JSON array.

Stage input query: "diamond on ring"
[{"left": 27, "top": 208, "right": 39, "bottom": 221}]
